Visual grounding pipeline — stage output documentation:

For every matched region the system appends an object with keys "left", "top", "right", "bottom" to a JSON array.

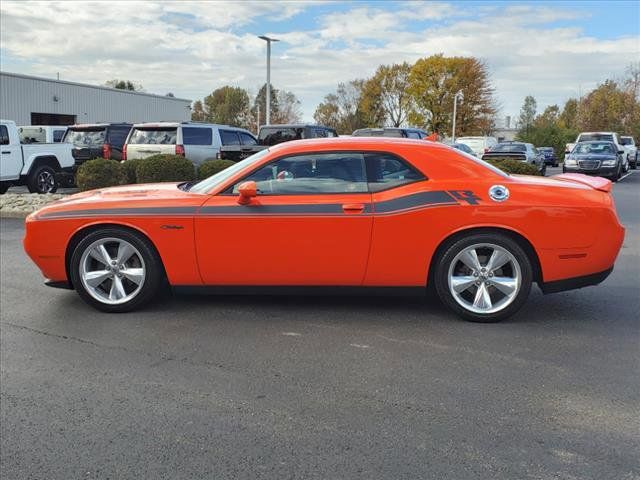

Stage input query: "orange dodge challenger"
[{"left": 24, "top": 138, "right": 624, "bottom": 322}]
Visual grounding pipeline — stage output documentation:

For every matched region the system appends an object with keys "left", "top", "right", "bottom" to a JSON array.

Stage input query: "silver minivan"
[{"left": 124, "top": 122, "right": 257, "bottom": 166}]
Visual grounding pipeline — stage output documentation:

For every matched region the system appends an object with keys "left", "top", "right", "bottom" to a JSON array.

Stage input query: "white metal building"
[{"left": 0, "top": 71, "right": 192, "bottom": 125}]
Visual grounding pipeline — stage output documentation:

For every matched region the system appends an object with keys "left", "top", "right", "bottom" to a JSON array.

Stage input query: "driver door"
[{"left": 195, "top": 152, "right": 373, "bottom": 286}]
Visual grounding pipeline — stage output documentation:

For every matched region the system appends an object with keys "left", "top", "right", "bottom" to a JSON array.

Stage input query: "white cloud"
[{"left": 0, "top": 1, "right": 637, "bottom": 123}]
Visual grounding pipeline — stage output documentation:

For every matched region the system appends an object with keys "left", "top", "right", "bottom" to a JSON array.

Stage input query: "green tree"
[
  {"left": 516, "top": 95, "right": 537, "bottom": 139},
  {"left": 559, "top": 98, "right": 578, "bottom": 130},
  {"left": 313, "top": 80, "right": 368, "bottom": 134},
  {"left": 191, "top": 100, "right": 206, "bottom": 121},
  {"left": 361, "top": 62, "right": 413, "bottom": 127},
  {"left": 577, "top": 80, "right": 638, "bottom": 138},
  {"left": 105, "top": 79, "right": 142, "bottom": 91},
  {"left": 407, "top": 54, "right": 496, "bottom": 135},
  {"left": 203, "top": 86, "right": 251, "bottom": 127},
  {"left": 252, "top": 83, "right": 280, "bottom": 126}
]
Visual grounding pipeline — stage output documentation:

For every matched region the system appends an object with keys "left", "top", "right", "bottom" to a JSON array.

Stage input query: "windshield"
[
  {"left": 456, "top": 138, "right": 484, "bottom": 148},
  {"left": 128, "top": 127, "right": 177, "bottom": 145},
  {"left": 578, "top": 133, "right": 613, "bottom": 142},
  {"left": 572, "top": 142, "right": 616, "bottom": 155},
  {"left": 64, "top": 128, "right": 106, "bottom": 146},
  {"left": 489, "top": 143, "right": 526, "bottom": 152},
  {"left": 189, "top": 148, "right": 271, "bottom": 193},
  {"left": 620, "top": 137, "right": 634, "bottom": 145}
]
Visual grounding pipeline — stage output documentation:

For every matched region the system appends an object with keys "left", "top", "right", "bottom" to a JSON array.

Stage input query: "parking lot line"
[{"left": 619, "top": 170, "right": 636, "bottom": 182}]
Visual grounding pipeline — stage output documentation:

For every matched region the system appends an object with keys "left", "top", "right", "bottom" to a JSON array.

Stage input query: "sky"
[{"left": 1, "top": 0, "right": 638, "bottom": 125}]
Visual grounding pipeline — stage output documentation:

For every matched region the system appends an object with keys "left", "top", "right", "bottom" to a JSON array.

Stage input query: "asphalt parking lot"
[{"left": 1, "top": 171, "right": 639, "bottom": 479}]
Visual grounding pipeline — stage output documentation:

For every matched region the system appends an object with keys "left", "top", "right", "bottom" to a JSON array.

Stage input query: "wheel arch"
[
  {"left": 65, "top": 222, "right": 166, "bottom": 288},
  {"left": 427, "top": 226, "right": 543, "bottom": 288},
  {"left": 23, "top": 155, "right": 61, "bottom": 176}
]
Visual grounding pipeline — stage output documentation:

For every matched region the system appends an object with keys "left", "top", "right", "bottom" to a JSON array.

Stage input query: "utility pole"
[
  {"left": 451, "top": 90, "right": 464, "bottom": 142},
  {"left": 258, "top": 35, "right": 279, "bottom": 125}
]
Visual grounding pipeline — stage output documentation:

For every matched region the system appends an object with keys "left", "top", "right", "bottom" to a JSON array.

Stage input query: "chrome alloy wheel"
[
  {"left": 447, "top": 243, "right": 521, "bottom": 315},
  {"left": 37, "top": 170, "right": 55, "bottom": 193},
  {"left": 79, "top": 237, "right": 146, "bottom": 305}
]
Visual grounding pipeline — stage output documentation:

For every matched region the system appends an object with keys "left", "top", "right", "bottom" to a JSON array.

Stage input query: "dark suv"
[
  {"left": 258, "top": 124, "right": 338, "bottom": 146},
  {"left": 352, "top": 127, "right": 428, "bottom": 139},
  {"left": 63, "top": 123, "right": 132, "bottom": 164}
]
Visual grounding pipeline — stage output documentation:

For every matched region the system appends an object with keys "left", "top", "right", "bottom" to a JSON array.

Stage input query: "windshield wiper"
[{"left": 178, "top": 181, "right": 197, "bottom": 191}]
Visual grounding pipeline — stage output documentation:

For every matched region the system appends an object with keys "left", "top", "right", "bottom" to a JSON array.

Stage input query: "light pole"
[
  {"left": 258, "top": 35, "right": 279, "bottom": 126},
  {"left": 451, "top": 90, "right": 464, "bottom": 142}
]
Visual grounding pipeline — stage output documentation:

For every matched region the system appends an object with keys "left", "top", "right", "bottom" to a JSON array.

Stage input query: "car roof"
[
  {"left": 70, "top": 123, "right": 131, "bottom": 128},
  {"left": 265, "top": 136, "right": 445, "bottom": 154},
  {"left": 260, "top": 124, "right": 335, "bottom": 129}
]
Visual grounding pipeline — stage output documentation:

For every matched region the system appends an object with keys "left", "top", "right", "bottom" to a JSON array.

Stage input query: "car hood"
[{"left": 31, "top": 183, "right": 207, "bottom": 219}]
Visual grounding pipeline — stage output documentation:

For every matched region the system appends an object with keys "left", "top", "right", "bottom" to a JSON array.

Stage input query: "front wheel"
[
  {"left": 69, "top": 228, "right": 164, "bottom": 312},
  {"left": 27, "top": 165, "right": 58, "bottom": 194},
  {"left": 434, "top": 233, "right": 533, "bottom": 322}
]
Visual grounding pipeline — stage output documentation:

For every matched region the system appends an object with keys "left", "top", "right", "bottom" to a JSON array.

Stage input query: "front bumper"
[{"left": 563, "top": 165, "right": 618, "bottom": 177}]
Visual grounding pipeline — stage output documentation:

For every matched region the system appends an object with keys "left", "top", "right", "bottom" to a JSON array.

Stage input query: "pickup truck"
[
  {"left": 1, "top": 119, "right": 75, "bottom": 194},
  {"left": 620, "top": 136, "right": 637, "bottom": 169},
  {"left": 566, "top": 132, "right": 628, "bottom": 172},
  {"left": 217, "top": 124, "right": 338, "bottom": 161}
]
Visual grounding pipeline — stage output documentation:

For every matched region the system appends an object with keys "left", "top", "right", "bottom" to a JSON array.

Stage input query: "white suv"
[
  {"left": 455, "top": 136, "right": 498, "bottom": 157},
  {"left": 123, "top": 122, "right": 258, "bottom": 166},
  {"left": 620, "top": 136, "right": 637, "bottom": 169}
]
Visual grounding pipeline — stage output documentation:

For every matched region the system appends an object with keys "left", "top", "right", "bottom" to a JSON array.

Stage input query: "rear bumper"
[{"left": 539, "top": 267, "right": 613, "bottom": 294}]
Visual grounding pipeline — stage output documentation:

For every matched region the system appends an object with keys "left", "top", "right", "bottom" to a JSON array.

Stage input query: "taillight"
[
  {"left": 122, "top": 143, "right": 127, "bottom": 161},
  {"left": 102, "top": 143, "right": 112, "bottom": 159},
  {"left": 175, "top": 144, "right": 185, "bottom": 156},
  {"left": 484, "top": 148, "right": 490, "bottom": 153}
]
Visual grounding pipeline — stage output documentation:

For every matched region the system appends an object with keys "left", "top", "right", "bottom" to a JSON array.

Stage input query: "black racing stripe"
[
  {"left": 200, "top": 204, "right": 349, "bottom": 215},
  {"left": 38, "top": 207, "right": 198, "bottom": 219},
  {"left": 373, "top": 191, "right": 457, "bottom": 213}
]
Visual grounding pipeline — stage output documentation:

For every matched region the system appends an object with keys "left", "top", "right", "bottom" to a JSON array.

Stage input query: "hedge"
[
  {"left": 76, "top": 159, "right": 125, "bottom": 191},
  {"left": 135, "top": 154, "right": 196, "bottom": 183},
  {"left": 484, "top": 158, "right": 541, "bottom": 176},
  {"left": 198, "top": 159, "right": 235, "bottom": 180},
  {"left": 121, "top": 158, "right": 141, "bottom": 184}
]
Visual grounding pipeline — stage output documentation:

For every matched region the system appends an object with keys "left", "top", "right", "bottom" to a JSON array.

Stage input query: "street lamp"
[
  {"left": 258, "top": 35, "right": 279, "bottom": 126},
  {"left": 451, "top": 90, "right": 464, "bottom": 142}
]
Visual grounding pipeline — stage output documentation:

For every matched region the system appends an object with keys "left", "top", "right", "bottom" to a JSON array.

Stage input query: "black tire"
[
  {"left": 27, "top": 165, "right": 58, "bottom": 194},
  {"left": 0, "top": 183, "right": 9, "bottom": 194},
  {"left": 434, "top": 233, "right": 533, "bottom": 323},
  {"left": 611, "top": 164, "right": 622, "bottom": 182},
  {"left": 540, "top": 164, "right": 547, "bottom": 176},
  {"left": 69, "top": 227, "right": 165, "bottom": 313}
]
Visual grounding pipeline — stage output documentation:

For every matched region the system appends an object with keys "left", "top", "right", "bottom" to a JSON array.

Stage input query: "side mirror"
[
  {"left": 237, "top": 181, "right": 257, "bottom": 205},
  {"left": 618, "top": 150, "right": 625, "bottom": 155}
]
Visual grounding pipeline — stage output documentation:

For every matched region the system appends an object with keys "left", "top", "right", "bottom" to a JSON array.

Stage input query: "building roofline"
[{"left": 0, "top": 71, "right": 192, "bottom": 103}]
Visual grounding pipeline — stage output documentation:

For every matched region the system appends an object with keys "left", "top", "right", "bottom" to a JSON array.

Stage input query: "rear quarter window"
[
  {"left": 220, "top": 130, "right": 240, "bottom": 145},
  {"left": 128, "top": 128, "right": 177, "bottom": 144},
  {"left": 182, "top": 127, "right": 213, "bottom": 145},
  {"left": 64, "top": 128, "right": 106, "bottom": 145}
]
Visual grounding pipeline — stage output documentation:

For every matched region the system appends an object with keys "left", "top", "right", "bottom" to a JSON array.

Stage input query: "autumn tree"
[
  {"left": 559, "top": 98, "right": 578, "bottom": 130},
  {"left": 361, "top": 63, "right": 412, "bottom": 127},
  {"left": 273, "top": 90, "right": 303, "bottom": 124},
  {"left": 252, "top": 83, "right": 280, "bottom": 127},
  {"left": 407, "top": 54, "right": 496, "bottom": 135},
  {"left": 191, "top": 100, "right": 206, "bottom": 121},
  {"left": 577, "top": 80, "right": 638, "bottom": 137},
  {"left": 313, "top": 80, "right": 368, "bottom": 134},
  {"left": 202, "top": 86, "right": 251, "bottom": 127},
  {"left": 518, "top": 104, "right": 577, "bottom": 159}
]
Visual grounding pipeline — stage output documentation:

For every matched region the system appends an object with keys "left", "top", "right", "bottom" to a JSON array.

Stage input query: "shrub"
[
  {"left": 198, "top": 159, "right": 235, "bottom": 180},
  {"left": 484, "top": 158, "right": 541, "bottom": 176},
  {"left": 121, "top": 158, "right": 141, "bottom": 184},
  {"left": 76, "top": 159, "right": 125, "bottom": 191},
  {"left": 135, "top": 154, "right": 196, "bottom": 183}
]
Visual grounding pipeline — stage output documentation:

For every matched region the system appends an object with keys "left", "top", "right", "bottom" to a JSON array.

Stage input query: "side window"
[
  {"left": 183, "top": 127, "right": 213, "bottom": 145},
  {"left": 406, "top": 131, "right": 421, "bottom": 139},
  {"left": 232, "top": 153, "right": 367, "bottom": 195},
  {"left": 239, "top": 132, "right": 257, "bottom": 145},
  {"left": 313, "top": 128, "right": 328, "bottom": 138},
  {"left": 107, "top": 127, "right": 131, "bottom": 147},
  {"left": 0, "top": 125, "right": 9, "bottom": 145},
  {"left": 53, "top": 129, "right": 65, "bottom": 142},
  {"left": 220, "top": 130, "right": 241, "bottom": 146},
  {"left": 365, "top": 152, "right": 425, "bottom": 192},
  {"left": 326, "top": 129, "right": 338, "bottom": 138}
]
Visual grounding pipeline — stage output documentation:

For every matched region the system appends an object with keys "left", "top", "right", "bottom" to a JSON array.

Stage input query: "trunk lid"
[{"left": 552, "top": 173, "right": 612, "bottom": 192}]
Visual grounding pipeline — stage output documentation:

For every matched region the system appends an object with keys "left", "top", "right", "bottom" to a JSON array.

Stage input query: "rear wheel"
[
  {"left": 69, "top": 228, "right": 164, "bottom": 312},
  {"left": 0, "top": 183, "right": 9, "bottom": 194},
  {"left": 434, "top": 233, "right": 533, "bottom": 322},
  {"left": 27, "top": 165, "right": 58, "bottom": 194}
]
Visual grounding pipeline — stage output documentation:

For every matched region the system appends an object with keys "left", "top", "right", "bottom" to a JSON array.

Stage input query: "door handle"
[
  {"left": 342, "top": 203, "right": 365, "bottom": 214},
  {"left": 1, "top": 151, "right": 10, "bottom": 154}
]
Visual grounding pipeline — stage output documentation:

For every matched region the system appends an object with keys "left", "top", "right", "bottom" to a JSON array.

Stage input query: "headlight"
[
  {"left": 602, "top": 159, "right": 616, "bottom": 167},
  {"left": 564, "top": 158, "right": 577, "bottom": 166}
]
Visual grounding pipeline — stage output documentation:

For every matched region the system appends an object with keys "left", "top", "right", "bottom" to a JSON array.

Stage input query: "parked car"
[
  {"left": 19, "top": 125, "right": 67, "bottom": 144},
  {"left": 482, "top": 141, "right": 546, "bottom": 175},
  {"left": 217, "top": 124, "right": 339, "bottom": 161},
  {"left": 63, "top": 123, "right": 132, "bottom": 164},
  {"left": 620, "top": 136, "right": 637, "bottom": 169},
  {"left": 124, "top": 122, "right": 256, "bottom": 166},
  {"left": 451, "top": 143, "right": 475, "bottom": 155},
  {"left": 352, "top": 127, "right": 428, "bottom": 139},
  {"left": 537, "top": 146, "right": 558, "bottom": 167},
  {"left": 563, "top": 141, "right": 625, "bottom": 181},
  {"left": 565, "top": 132, "right": 628, "bottom": 172},
  {"left": 0, "top": 119, "right": 75, "bottom": 193},
  {"left": 25, "top": 137, "right": 624, "bottom": 323},
  {"left": 456, "top": 136, "right": 498, "bottom": 157}
]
